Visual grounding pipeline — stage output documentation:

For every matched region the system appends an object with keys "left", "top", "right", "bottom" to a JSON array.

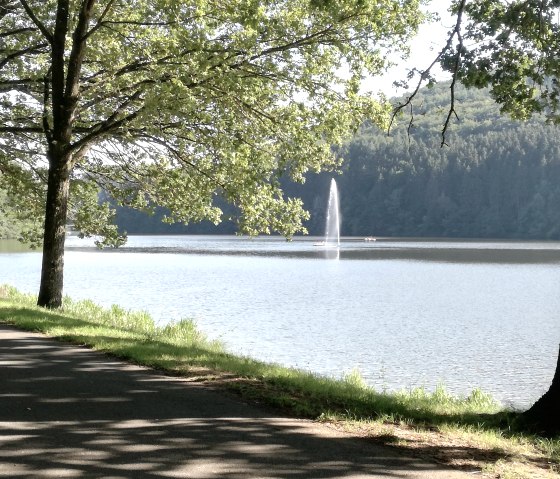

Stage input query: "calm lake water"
[{"left": 1, "top": 235, "right": 559, "bottom": 409}]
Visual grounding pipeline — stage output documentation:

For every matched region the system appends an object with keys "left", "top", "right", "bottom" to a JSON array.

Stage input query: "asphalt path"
[{"left": 0, "top": 324, "right": 476, "bottom": 478}]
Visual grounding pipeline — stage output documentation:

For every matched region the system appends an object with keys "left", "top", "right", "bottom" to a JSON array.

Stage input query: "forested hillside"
[
  {"left": 1, "top": 83, "right": 558, "bottom": 241},
  {"left": 114, "top": 82, "right": 560, "bottom": 239},
  {"left": 287, "top": 83, "right": 560, "bottom": 239}
]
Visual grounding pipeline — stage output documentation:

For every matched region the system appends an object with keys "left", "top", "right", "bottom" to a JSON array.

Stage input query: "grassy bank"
[{"left": 0, "top": 285, "right": 558, "bottom": 478}]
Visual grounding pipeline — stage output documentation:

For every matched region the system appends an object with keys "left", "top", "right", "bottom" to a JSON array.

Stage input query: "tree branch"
[
  {"left": 0, "top": 26, "right": 36, "bottom": 38},
  {"left": 0, "top": 42, "right": 48, "bottom": 69},
  {"left": 440, "top": 8, "right": 465, "bottom": 147},
  {"left": 43, "top": 68, "right": 53, "bottom": 143},
  {"left": 18, "top": 0, "right": 53, "bottom": 44},
  {"left": 225, "top": 23, "right": 338, "bottom": 71},
  {"left": 70, "top": 91, "right": 144, "bottom": 152},
  {"left": 83, "top": 0, "right": 116, "bottom": 40},
  {"left": 138, "top": 132, "right": 230, "bottom": 193},
  {"left": 64, "top": 0, "right": 96, "bottom": 126},
  {"left": 389, "top": 0, "right": 467, "bottom": 147},
  {"left": 51, "top": 0, "right": 70, "bottom": 133},
  {"left": 0, "top": 78, "right": 42, "bottom": 91},
  {"left": 0, "top": 126, "right": 43, "bottom": 133}
]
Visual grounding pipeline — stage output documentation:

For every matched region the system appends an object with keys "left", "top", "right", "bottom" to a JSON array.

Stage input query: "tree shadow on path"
[{"left": 0, "top": 324, "right": 478, "bottom": 478}]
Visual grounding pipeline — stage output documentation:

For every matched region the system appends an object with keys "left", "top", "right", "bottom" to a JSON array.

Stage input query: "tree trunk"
[
  {"left": 35, "top": 1, "right": 95, "bottom": 308},
  {"left": 522, "top": 344, "right": 560, "bottom": 436},
  {"left": 37, "top": 153, "right": 71, "bottom": 309}
]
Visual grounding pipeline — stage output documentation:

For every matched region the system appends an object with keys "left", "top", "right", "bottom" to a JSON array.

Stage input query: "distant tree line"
[
  {"left": 334, "top": 83, "right": 560, "bottom": 239},
  {"left": 113, "top": 202, "right": 237, "bottom": 235},
  {"left": 111, "top": 83, "right": 560, "bottom": 240}
]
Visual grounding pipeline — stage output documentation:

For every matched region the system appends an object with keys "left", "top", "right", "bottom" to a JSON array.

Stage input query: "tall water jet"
[{"left": 325, "top": 178, "right": 340, "bottom": 247}]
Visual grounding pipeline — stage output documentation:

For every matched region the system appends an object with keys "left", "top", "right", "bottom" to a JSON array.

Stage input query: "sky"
[{"left": 365, "top": 0, "right": 455, "bottom": 96}]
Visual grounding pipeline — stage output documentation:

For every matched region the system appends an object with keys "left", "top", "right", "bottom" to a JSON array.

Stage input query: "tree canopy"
[
  {"left": 0, "top": 0, "right": 422, "bottom": 306},
  {"left": 1, "top": 0, "right": 421, "bottom": 238},
  {"left": 450, "top": 0, "right": 560, "bottom": 122},
  {"left": 393, "top": 0, "right": 560, "bottom": 147}
]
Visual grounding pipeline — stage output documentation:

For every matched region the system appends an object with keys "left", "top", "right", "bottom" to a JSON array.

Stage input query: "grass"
[{"left": 0, "top": 284, "right": 558, "bottom": 478}]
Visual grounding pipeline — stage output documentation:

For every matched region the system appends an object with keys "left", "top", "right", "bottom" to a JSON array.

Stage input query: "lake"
[{"left": 1, "top": 235, "right": 559, "bottom": 409}]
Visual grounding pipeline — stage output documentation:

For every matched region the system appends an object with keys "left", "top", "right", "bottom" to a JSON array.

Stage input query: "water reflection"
[
  {"left": 323, "top": 246, "right": 340, "bottom": 260},
  {"left": 62, "top": 235, "right": 560, "bottom": 264},
  {"left": 0, "top": 239, "right": 32, "bottom": 253}
]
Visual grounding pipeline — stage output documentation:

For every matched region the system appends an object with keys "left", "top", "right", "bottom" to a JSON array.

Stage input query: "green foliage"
[
  {"left": 0, "top": 188, "right": 29, "bottom": 240},
  {"left": 70, "top": 182, "right": 127, "bottom": 248},
  {"left": 159, "top": 319, "right": 213, "bottom": 347},
  {"left": 443, "top": 0, "right": 560, "bottom": 122},
  {"left": 343, "top": 367, "right": 369, "bottom": 390},
  {"left": 1, "top": 284, "right": 219, "bottom": 350},
  {"left": 0, "top": 151, "right": 125, "bottom": 248},
  {"left": 0, "top": 0, "right": 423, "bottom": 240},
  {"left": 62, "top": 298, "right": 156, "bottom": 337},
  {"left": 0, "top": 162, "right": 44, "bottom": 246},
  {"left": 394, "top": 384, "right": 500, "bottom": 417},
  {"left": 115, "top": 83, "right": 560, "bottom": 240}
]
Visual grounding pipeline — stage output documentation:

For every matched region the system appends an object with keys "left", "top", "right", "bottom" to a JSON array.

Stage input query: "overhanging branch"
[
  {"left": 389, "top": 0, "right": 467, "bottom": 147},
  {"left": 0, "top": 26, "right": 36, "bottom": 37},
  {"left": 83, "top": 0, "right": 116, "bottom": 40},
  {"left": 70, "top": 91, "right": 144, "bottom": 153}
]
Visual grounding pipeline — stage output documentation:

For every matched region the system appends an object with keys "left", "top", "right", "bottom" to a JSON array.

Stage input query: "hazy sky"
[{"left": 366, "top": 0, "right": 454, "bottom": 96}]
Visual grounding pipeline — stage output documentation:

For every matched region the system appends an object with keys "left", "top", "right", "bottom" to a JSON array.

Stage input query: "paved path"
[{"left": 0, "top": 324, "right": 475, "bottom": 478}]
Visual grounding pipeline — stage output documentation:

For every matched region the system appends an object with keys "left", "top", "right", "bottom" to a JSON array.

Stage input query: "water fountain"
[
  {"left": 325, "top": 178, "right": 340, "bottom": 247},
  {"left": 314, "top": 178, "right": 340, "bottom": 257}
]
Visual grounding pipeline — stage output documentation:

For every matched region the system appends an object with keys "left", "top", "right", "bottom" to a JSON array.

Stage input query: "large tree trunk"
[
  {"left": 522, "top": 344, "right": 560, "bottom": 436},
  {"left": 37, "top": 153, "right": 71, "bottom": 309}
]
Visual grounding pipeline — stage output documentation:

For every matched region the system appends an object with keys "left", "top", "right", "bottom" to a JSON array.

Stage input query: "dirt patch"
[{"left": 322, "top": 420, "right": 560, "bottom": 479}]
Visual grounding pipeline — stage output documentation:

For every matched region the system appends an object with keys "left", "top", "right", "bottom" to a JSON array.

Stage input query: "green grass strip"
[{"left": 0, "top": 284, "right": 507, "bottom": 421}]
